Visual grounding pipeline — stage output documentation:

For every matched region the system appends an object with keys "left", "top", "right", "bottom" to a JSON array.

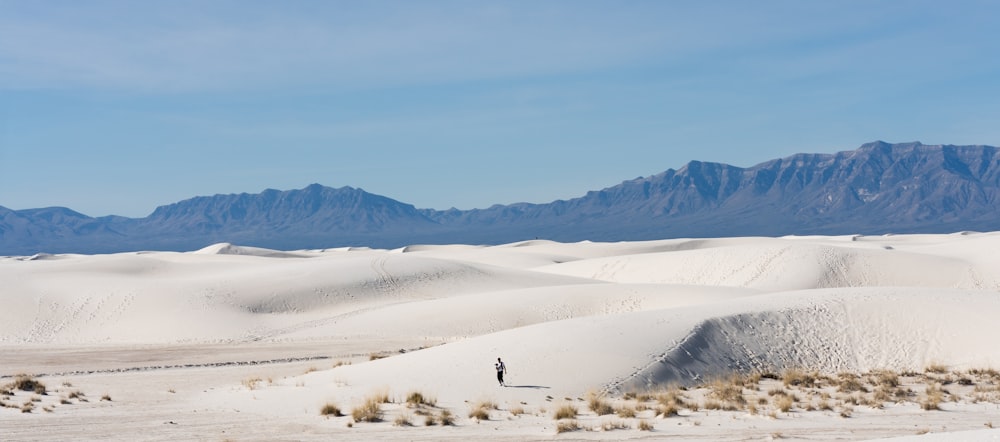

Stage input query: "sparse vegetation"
[
  {"left": 615, "top": 404, "right": 636, "bottom": 418},
  {"left": 242, "top": 377, "right": 263, "bottom": 390},
  {"left": 553, "top": 403, "right": 578, "bottom": 420},
  {"left": 9, "top": 375, "right": 46, "bottom": 395},
  {"left": 393, "top": 412, "right": 413, "bottom": 427},
  {"left": 922, "top": 383, "right": 944, "bottom": 410},
  {"left": 320, "top": 402, "right": 342, "bottom": 417},
  {"left": 555, "top": 419, "right": 580, "bottom": 433},
  {"left": 438, "top": 409, "right": 455, "bottom": 426},
  {"left": 925, "top": 363, "right": 949, "bottom": 374},
  {"left": 601, "top": 419, "right": 630, "bottom": 431},
  {"left": 586, "top": 392, "right": 614, "bottom": 415},
  {"left": 468, "top": 401, "right": 495, "bottom": 421},
  {"left": 637, "top": 419, "right": 654, "bottom": 431},
  {"left": 406, "top": 391, "right": 436, "bottom": 407},
  {"left": 351, "top": 395, "right": 384, "bottom": 422},
  {"left": 774, "top": 394, "right": 794, "bottom": 413}
]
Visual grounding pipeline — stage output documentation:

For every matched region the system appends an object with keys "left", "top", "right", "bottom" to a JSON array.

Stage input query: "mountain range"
[{"left": 3, "top": 141, "right": 999, "bottom": 255}]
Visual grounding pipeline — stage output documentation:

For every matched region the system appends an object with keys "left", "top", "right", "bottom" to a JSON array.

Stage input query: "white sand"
[{"left": 2, "top": 233, "right": 1000, "bottom": 441}]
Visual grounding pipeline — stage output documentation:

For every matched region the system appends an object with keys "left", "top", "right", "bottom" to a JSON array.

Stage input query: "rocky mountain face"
[{"left": 3, "top": 141, "right": 999, "bottom": 255}]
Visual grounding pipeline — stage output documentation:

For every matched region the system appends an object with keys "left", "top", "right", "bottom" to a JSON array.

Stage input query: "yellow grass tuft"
[
  {"left": 553, "top": 403, "right": 578, "bottom": 420},
  {"left": 351, "top": 396, "right": 384, "bottom": 422},
  {"left": 320, "top": 402, "right": 342, "bottom": 417}
]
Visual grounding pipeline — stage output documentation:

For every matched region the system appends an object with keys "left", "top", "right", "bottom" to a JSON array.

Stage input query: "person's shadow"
[{"left": 504, "top": 384, "right": 550, "bottom": 389}]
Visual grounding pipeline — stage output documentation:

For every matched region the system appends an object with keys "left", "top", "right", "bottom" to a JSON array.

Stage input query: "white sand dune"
[{"left": 3, "top": 233, "right": 1000, "bottom": 441}]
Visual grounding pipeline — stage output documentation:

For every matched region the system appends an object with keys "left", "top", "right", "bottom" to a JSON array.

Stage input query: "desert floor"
[{"left": 3, "top": 233, "right": 1000, "bottom": 441}]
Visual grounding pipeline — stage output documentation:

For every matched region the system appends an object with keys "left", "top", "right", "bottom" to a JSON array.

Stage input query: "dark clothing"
[{"left": 495, "top": 360, "right": 506, "bottom": 385}]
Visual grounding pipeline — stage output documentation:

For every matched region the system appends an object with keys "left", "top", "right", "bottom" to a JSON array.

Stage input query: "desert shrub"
[
  {"left": 925, "top": 363, "right": 948, "bottom": 374},
  {"left": 242, "top": 377, "right": 263, "bottom": 390},
  {"left": 372, "top": 389, "right": 391, "bottom": 404},
  {"left": 774, "top": 394, "right": 794, "bottom": 412},
  {"left": 922, "top": 384, "right": 944, "bottom": 410},
  {"left": 406, "top": 391, "right": 436, "bottom": 407},
  {"left": 656, "top": 386, "right": 688, "bottom": 409},
  {"left": 100, "top": 394, "right": 112, "bottom": 402},
  {"left": 587, "top": 393, "right": 614, "bottom": 415},
  {"left": 468, "top": 401, "right": 494, "bottom": 421},
  {"left": 837, "top": 373, "right": 867, "bottom": 393},
  {"left": 393, "top": 413, "right": 413, "bottom": 426},
  {"left": 11, "top": 375, "right": 46, "bottom": 395},
  {"left": 873, "top": 369, "right": 900, "bottom": 388},
  {"left": 438, "top": 409, "right": 455, "bottom": 426},
  {"left": 320, "top": 402, "right": 342, "bottom": 417},
  {"left": 601, "top": 419, "right": 629, "bottom": 431},
  {"left": 509, "top": 405, "right": 526, "bottom": 416},
  {"left": 424, "top": 415, "right": 437, "bottom": 426},
  {"left": 657, "top": 403, "right": 679, "bottom": 417},
  {"left": 638, "top": 419, "right": 654, "bottom": 431},
  {"left": 351, "top": 396, "right": 383, "bottom": 422},
  {"left": 555, "top": 420, "right": 580, "bottom": 433},
  {"left": 782, "top": 368, "right": 820, "bottom": 388},
  {"left": 615, "top": 405, "right": 636, "bottom": 418},
  {"left": 553, "top": 404, "right": 578, "bottom": 420},
  {"left": 709, "top": 377, "right": 746, "bottom": 407}
]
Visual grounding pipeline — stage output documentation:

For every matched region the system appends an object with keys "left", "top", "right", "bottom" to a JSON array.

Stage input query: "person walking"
[{"left": 495, "top": 357, "right": 507, "bottom": 386}]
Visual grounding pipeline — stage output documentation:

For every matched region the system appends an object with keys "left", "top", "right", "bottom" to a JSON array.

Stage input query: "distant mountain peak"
[{"left": 3, "top": 141, "right": 1000, "bottom": 255}]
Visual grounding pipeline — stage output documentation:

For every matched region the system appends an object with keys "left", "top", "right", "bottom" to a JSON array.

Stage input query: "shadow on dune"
[{"left": 504, "top": 385, "right": 550, "bottom": 389}]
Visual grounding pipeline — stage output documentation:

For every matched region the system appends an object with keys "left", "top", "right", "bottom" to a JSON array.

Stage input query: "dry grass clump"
[
  {"left": 351, "top": 396, "right": 384, "bottom": 422},
  {"left": 555, "top": 420, "right": 580, "bottom": 433},
  {"left": 601, "top": 419, "right": 630, "bottom": 431},
  {"left": 586, "top": 392, "right": 614, "bottom": 416},
  {"left": 925, "top": 363, "right": 949, "bottom": 374},
  {"left": 405, "top": 391, "right": 436, "bottom": 407},
  {"left": 782, "top": 368, "right": 823, "bottom": 388},
  {"left": 708, "top": 376, "right": 747, "bottom": 409},
  {"left": 921, "top": 383, "right": 944, "bottom": 411},
  {"left": 100, "top": 394, "right": 112, "bottom": 402},
  {"left": 615, "top": 404, "right": 636, "bottom": 418},
  {"left": 393, "top": 412, "right": 413, "bottom": 427},
  {"left": 9, "top": 375, "right": 46, "bottom": 395},
  {"left": 839, "top": 405, "right": 853, "bottom": 418},
  {"left": 320, "top": 402, "right": 342, "bottom": 417},
  {"left": 241, "top": 377, "right": 263, "bottom": 390},
  {"left": 438, "top": 409, "right": 455, "bottom": 426},
  {"left": 873, "top": 369, "right": 900, "bottom": 388},
  {"left": 638, "top": 419, "right": 654, "bottom": 431},
  {"left": 552, "top": 403, "right": 578, "bottom": 420},
  {"left": 655, "top": 385, "right": 689, "bottom": 410},
  {"left": 657, "top": 402, "right": 680, "bottom": 417},
  {"left": 773, "top": 394, "right": 795, "bottom": 413},
  {"left": 468, "top": 400, "right": 496, "bottom": 421},
  {"left": 836, "top": 372, "right": 868, "bottom": 393}
]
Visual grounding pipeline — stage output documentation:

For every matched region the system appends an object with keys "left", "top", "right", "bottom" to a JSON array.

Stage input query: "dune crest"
[{"left": 3, "top": 233, "right": 1000, "bottom": 441}]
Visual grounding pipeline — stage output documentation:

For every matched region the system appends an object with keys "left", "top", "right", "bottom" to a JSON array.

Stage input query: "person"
[{"left": 495, "top": 357, "right": 507, "bottom": 386}]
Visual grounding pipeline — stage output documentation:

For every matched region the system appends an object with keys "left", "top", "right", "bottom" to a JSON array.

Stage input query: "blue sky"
[{"left": 2, "top": 1, "right": 999, "bottom": 217}]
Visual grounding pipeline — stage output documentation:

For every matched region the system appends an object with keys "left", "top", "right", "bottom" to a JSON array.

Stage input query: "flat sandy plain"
[{"left": 3, "top": 233, "right": 1000, "bottom": 441}]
